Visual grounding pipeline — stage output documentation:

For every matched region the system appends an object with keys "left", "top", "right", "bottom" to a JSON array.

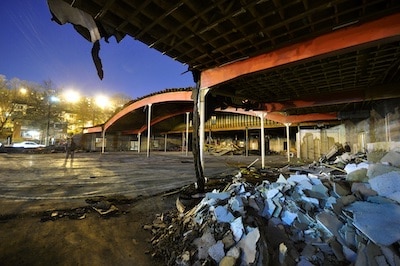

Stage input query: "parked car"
[{"left": 12, "top": 141, "right": 46, "bottom": 149}]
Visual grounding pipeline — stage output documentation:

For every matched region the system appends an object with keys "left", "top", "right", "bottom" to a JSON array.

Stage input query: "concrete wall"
[
  {"left": 296, "top": 106, "right": 400, "bottom": 160},
  {"left": 296, "top": 126, "right": 346, "bottom": 161}
]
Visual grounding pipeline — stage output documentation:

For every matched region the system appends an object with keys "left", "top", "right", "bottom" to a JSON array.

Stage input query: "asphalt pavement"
[{"left": 0, "top": 151, "right": 264, "bottom": 215}]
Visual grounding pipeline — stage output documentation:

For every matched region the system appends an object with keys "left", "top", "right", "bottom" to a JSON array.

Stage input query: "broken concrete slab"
[
  {"left": 237, "top": 227, "right": 260, "bottom": 265},
  {"left": 230, "top": 217, "right": 244, "bottom": 242},
  {"left": 345, "top": 201, "right": 400, "bottom": 246},
  {"left": 346, "top": 168, "right": 368, "bottom": 182},
  {"left": 344, "top": 162, "right": 369, "bottom": 174},
  {"left": 208, "top": 240, "right": 225, "bottom": 263},
  {"left": 380, "top": 150, "right": 400, "bottom": 167},
  {"left": 351, "top": 182, "right": 377, "bottom": 199},
  {"left": 213, "top": 205, "right": 235, "bottom": 223},
  {"left": 193, "top": 230, "right": 216, "bottom": 260},
  {"left": 367, "top": 163, "right": 400, "bottom": 179},
  {"left": 368, "top": 171, "right": 400, "bottom": 203},
  {"left": 316, "top": 211, "right": 345, "bottom": 243}
]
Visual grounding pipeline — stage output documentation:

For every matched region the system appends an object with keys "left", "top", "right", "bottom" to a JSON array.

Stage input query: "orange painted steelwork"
[
  {"left": 201, "top": 13, "right": 400, "bottom": 88},
  {"left": 104, "top": 90, "right": 193, "bottom": 132},
  {"left": 220, "top": 108, "right": 337, "bottom": 124}
]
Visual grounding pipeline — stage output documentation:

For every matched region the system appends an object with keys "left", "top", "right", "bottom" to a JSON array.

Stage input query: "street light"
[
  {"left": 63, "top": 90, "right": 81, "bottom": 103},
  {"left": 92, "top": 94, "right": 111, "bottom": 126}
]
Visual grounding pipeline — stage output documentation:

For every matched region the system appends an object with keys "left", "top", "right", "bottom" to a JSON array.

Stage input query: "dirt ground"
[
  {"left": 0, "top": 152, "right": 294, "bottom": 266},
  {"left": 0, "top": 193, "right": 177, "bottom": 266}
]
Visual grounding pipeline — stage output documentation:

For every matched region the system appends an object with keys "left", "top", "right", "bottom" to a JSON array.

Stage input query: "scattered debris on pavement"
[
  {"left": 40, "top": 195, "right": 139, "bottom": 222},
  {"left": 145, "top": 147, "right": 400, "bottom": 265}
]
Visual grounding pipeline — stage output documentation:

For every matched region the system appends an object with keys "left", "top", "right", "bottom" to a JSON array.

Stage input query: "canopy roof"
[{"left": 50, "top": 0, "right": 400, "bottom": 126}]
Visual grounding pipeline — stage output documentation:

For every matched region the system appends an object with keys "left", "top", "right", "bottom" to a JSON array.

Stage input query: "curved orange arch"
[
  {"left": 137, "top": 107, "right": 192, "bottom": 133},
  {"left": 104, "top": 90, "right": 193, "bottom": 132}
]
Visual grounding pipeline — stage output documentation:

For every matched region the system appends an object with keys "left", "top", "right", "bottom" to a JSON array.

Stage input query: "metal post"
[
  {"left": 285, "top": 123, "right": 291, "bottom": 162},
  {"left": 101, "top": 128, "right": 105, "bottom": 153},
  {"left": 199, "top": 88, "right": 209, "bottom": 169},
  {"left": 297, "top": 125, "right": 301, "bottom": 159},
  {"left": 259, "top": 113, "right": 266, "bottom": 169},
  {"left": 245, "top": 127, "right": 249, "bottom": 157},
  {"left": 182, "top": 132, "right": 185, "bottom": 154},
  {"left": 137, "top": 133, "right": 141, "bottom": 153},
  {"left": 164, "top": 134, "right": 167, "bottom": 152},
  {"left": 146, "top": 103, "right": 152, "bottom": 158},
  {"left": 186, "top": 112, "right": 190, "bottom": 156}
]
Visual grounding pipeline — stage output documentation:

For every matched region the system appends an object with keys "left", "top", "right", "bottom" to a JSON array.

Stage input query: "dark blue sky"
[{"left": 0, "top": 0, "right": 194, "bottom": 98}]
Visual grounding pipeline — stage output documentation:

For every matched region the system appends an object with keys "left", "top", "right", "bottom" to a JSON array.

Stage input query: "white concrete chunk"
[
  {"left": 214, "top": 205, "right": 235, "bottom": 223},
  {"left": 237, "top": 227, "right": 260, "bottom": 265},
  {"left": 276, "top": 174, "right": 288, "bottom": 184},
  {"left": 230, "top": 217, "right": 244, "bottom": 242},
  {"left": 287, "top": 174, "right": 309, "bottom": 184},
  {"left": 281, "top": 210, "right": 298, "bottom": 225},
  {"left": 344, "top": 162, "right": 369, "bottom": 174},
  {"left": 369, "top": 171, "right": 400, "bottom": 203},
  {"left": 193, "top": 231, "right": 216, "bottom": 260},
  {"left": 208, "top": 240, "right": 225, "bottom": 263}
]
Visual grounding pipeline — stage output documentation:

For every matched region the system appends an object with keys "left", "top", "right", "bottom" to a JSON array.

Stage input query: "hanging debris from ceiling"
[{"left": 47, "top": 0, "right": 126, "bottom": 80}]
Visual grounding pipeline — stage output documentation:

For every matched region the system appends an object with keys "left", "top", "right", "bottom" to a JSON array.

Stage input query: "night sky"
[{"left": 0, "top": 0, "right": 194, "bottom": 98}]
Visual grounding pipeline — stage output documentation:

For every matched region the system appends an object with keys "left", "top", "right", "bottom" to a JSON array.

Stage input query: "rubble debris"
[
  {"left": 40, "top": 207, "right": 88, "bottom": 222},
  {"left": 345, "top": 201, "right": 400, "bottom": 246},
  {"left": 145, "top": 149, "right": 400, "bottom": 265},
  {"left": 39, "top": 195, "right": 134, "bottom": 222}
]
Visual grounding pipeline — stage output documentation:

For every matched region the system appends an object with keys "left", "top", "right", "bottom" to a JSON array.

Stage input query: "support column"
[
  {"left": 164, "top": 134, "right": 167, "bottom": 152},
  {"left": 101, "top": 128, "right": 105, "bottom": 154},
  {"left": 199, "top": 88, "right": 209, "bottom": 168},
  {"left": 245, "top": 127, "right": 249, "bottom": 157},
  {"left": 297, "top": 125, "right": 301, "bottom": 160},
  {"left": 137, "top": 133, "right": 141, "bottom": 153},
  {"left": 186, "top": 112, "right": 190, "bottom": 156},
  {"left": 182, "top": 132, "right": 185, "bottom": 154},
  {"left": 256, "top": 112, "right": 267, "bottom": 169},
  {"left": 146, "top": 103, "right": 152, "bottom": 158},
  {"left": 285, "top": 123, "right": 292, "bottom": 162}
]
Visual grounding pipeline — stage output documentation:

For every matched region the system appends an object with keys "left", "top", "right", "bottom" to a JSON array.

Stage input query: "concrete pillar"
[
  {"left": 245, "top": 127, "right": 249, "bottom": 157},
  {"left": 164, "top": 133, "right": 167, "bottom": 152},
  {"left": 285, "top": 123, "right": 292, "bottom": 162},
  {"left": 186, "top": 112, "right": 190, "bottom": 156},
  {"left": 297, "top": 125, "right": 301, "bottom": 159},
  {"left": 199, "top": 88, "right": 209, "bottom": 168},
  {"left": 101, "top": 128, "right": 105, "bottom": 154},
  {"left": 256, "top": 112, "right": 267, "bottom": 169},
  {"left": 182, "top": 132, "right": 185, "bottom": 154},
  {"left": 146, "top": 103, "right": 152, "bottom": 158},
  {"left": 137, "top": 133, "right": 141, "bottom": 153}
]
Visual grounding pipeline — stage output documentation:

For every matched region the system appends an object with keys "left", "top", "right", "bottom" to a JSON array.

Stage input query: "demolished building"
[{"left": 46, "top": 0, "right": 400, "bottom": 265}]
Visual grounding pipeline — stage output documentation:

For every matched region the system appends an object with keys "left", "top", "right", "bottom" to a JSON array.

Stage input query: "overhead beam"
[
  {"left": 104, "top": 90, "right": 193, "bottom": 132},
  {"left": 264, "top": 83, "right": 400, "bottom": 112},
  {"left": 221, "top": 107, "right": 337, "bottom": 124},
  {"left": 200, "top": 13, "right": 400, "bottom": 88}
]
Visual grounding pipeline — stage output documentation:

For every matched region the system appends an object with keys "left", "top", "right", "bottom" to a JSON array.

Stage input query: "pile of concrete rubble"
[{"left": 145, "top": 149, "right": 400, "bottom": 265}]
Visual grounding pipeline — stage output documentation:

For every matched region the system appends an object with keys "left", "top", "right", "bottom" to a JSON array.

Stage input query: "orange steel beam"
[
  {"left": 267, "top": 112, "right": 338, "bottom": 124},
  {"left": 104, "top": 91, "right": 193, "bottom": 132},
  {"left": 263, "top": 83, "right": 400, "bottom": 112},
  {"left": 220, "top": 107, "right": 337, "bottom": 124},
  {"left": 201, "top": 13, "right": 400, "bottom": 88},
  {"left": 137, "top": 108, "right": 192, "bottom": 134}
]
